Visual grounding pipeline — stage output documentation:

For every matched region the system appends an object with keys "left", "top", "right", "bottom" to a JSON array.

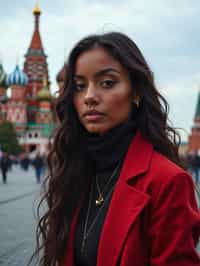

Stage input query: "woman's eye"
[
  {"left": 74, "top": 83, "right": 85, "bottom": 92},
  {"left": 101, "top": 80, "right": 117, "bottom": 88}
]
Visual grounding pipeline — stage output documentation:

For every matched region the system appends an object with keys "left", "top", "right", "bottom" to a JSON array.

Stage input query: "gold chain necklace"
[
  {"left": 81, "top": 161, "right": 121, "bottom": 253},
  {"left": 95, "top": 161, "right": 121, "bottom": 206},
  {"left": 81, "top": 181, "right": 116, "bottom": 253}
]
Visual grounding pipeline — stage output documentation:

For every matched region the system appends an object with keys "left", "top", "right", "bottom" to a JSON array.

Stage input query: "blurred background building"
[{"left": 0, "top": 2, "right": 199, "bottom": 157}]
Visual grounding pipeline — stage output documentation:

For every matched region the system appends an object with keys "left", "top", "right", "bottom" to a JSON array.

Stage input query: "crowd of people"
[
  {"left": 0, "top": 150, "right": 47, "bottom": 184},
  {"left": 1, "top": 147, "right": 200, "bottom": 186}
]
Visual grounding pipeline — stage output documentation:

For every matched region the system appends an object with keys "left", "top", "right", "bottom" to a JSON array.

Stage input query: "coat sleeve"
[{"left": 148, "top": 172, "right": 200, "bottom": 266}]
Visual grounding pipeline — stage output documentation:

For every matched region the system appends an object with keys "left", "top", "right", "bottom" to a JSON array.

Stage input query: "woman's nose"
[{"left": 84, "top": 84, "right": 99, "bottom": 106}]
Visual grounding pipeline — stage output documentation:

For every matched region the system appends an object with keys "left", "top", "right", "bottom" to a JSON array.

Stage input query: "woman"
[{"left": 31, "top": 32, "right": 200, "bottom": 266}]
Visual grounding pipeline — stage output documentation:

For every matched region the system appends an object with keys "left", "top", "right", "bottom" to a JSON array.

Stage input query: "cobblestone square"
[{"left": 0, "top": 166, "right": 41, "bottom": 266}]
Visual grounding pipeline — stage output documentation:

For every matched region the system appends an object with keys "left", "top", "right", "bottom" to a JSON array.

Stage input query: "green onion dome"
[
  {"left": 37, "top": 77, "right": 51, "bottom": 101},
  {"left": 0, "top": 63, "right": 7, "bottom": 88}
]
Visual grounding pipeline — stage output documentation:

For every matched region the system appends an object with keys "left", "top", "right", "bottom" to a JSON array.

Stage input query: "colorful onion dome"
[
  {"left": 56, "top": 63, "right": 67, "bottom": 83},
  {"left": 0, "top": 63, "right": 7, "bottom": 88},
  {"left": 6, "top": 65, "right": 28, "bottom": 87},
  {"left": 33, "top": 2, "right": 41, "bottom": 15},
  {"left": 37, "top": 77, "right": 51, "bottom": 101}
]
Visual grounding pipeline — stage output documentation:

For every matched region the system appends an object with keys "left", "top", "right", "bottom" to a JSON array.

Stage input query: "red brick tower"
[
  {"left": 188, "top": 92, "right": 200, "bottom": 151},
  {"left": 36, "top": 77, "right": 53, "bottom": 128},
  {"left": 23, "top": 3, "right": 49, "bottom": 123}
]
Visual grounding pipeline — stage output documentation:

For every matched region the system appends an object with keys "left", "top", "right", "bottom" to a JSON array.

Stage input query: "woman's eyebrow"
[
  {"left": 95, "top": 68, "right": 120, "bottom": 77},
  {"left": 74, "top": 68, "right": 120, "bottom": 80},
  {"left": 74, "top": 74, "right": 84, "bottom": 80}
]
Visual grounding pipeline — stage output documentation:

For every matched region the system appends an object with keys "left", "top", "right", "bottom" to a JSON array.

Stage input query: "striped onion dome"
[
  {"left": 6, "top": 65, "right": 28, "bottom": 87},
  {"left": 0, "top": 63, "right": 7, "bottom": 88}
]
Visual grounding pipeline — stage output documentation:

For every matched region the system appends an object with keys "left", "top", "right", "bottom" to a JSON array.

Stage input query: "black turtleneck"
[
  {"left": 82, "top": 119, "right": 137, "bottom": 172},
  {"left": 74, "top": 120, "right": 137, "bottom": 266}
]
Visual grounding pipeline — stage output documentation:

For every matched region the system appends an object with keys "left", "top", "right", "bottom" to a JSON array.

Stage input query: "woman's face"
[{"left": 73, "top": 46, "right": 133, "bottom": 135}]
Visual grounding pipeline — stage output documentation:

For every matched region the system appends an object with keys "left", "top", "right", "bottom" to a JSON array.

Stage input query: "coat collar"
[
  {"left": 120, "top": 130, "right": 153, "bottom": 182},
  {"left": 97, "top": 131, "right": 153, "bottom": 266}
]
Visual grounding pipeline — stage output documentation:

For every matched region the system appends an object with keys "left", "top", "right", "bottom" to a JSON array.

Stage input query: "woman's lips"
[{"left": 84, "top": 112, "right": 104, "bottom": 122}]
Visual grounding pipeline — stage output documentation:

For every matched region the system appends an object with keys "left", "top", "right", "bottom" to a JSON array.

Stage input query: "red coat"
[{"left": 63, "top": 132, "right": 200, "bottom": 266}]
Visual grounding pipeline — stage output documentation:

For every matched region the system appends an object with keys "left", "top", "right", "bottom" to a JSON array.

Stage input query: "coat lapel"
[
  {"left": 62, "top": 209, "right": 80, "bottom": 266},
  {"left": 97, "top": 131, "right": 153, "bottom": 266}
]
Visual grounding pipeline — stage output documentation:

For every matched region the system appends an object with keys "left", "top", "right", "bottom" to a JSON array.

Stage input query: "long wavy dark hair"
[{"left": 29, "top": 32, "right": 182, "bottom": 265}]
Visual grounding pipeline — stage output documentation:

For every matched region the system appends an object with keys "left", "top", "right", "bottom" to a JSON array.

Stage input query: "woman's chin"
[{"left": 85, "top": 125, "right": 109, "bottom": 135}]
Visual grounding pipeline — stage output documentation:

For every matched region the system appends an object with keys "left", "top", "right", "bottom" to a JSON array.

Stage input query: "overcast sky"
[{"left": 0, "top": 0, "right": 199, "bottom": 142}]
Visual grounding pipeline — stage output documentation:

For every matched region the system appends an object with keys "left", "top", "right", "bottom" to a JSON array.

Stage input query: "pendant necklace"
[
  {"left": 81, "top": 180, "right": 116, "bottom": 253},
  {"left": 95, "top": 160, "right": 121, "bottom": 206},
  {"left": 81, "top": 160, "right": 121, "bottom": 253}
]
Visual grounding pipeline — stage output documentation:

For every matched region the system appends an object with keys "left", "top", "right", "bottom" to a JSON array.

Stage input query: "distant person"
[
  {"left": 20, "top": 153, "right": 30, "bottom": 171},
  {"left": 32, "top": 152, "right": 44, "bottom": 183},
  {"left": 0, "top": 152, "right": 10, "bottom": 184},
  {"left": 7, "top": 154, "right": 14, "bottom": 171}
]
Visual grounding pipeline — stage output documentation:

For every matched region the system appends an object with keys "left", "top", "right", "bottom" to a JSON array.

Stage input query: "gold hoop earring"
[{"left": 133, "top": 97, "right": 140, "bottom": 108}]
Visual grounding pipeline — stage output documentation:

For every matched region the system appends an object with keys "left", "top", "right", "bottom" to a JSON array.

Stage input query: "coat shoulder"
[
  {"left": 151, "top": 151, "right": 185, "bottom": 177},
  {"left": 146, "top": 150, "right": 194, "bottom": 192}
]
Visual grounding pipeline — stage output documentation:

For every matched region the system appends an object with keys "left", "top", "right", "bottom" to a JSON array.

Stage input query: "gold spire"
[{"left": 33, "top": 1, "right": 41, "bottom": 15}]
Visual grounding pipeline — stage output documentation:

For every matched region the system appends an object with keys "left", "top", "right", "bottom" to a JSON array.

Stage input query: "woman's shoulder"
[{"left": 126, "top": 132, "right": 193, "bottom": 191}]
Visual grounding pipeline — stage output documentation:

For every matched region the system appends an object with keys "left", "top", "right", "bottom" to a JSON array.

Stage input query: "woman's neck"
[{"left": 83, "top": 120, "right": 137, "bottom": 172}]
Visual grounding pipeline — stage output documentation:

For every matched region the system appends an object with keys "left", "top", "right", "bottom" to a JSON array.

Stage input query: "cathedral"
[{"left": 0, "top": 3, "right": 56, "bottom": 154}]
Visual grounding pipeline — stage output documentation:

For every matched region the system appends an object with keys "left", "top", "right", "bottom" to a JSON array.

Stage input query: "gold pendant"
[{"left": 95, "top": 194, "right": 104, "bottom": 206}]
